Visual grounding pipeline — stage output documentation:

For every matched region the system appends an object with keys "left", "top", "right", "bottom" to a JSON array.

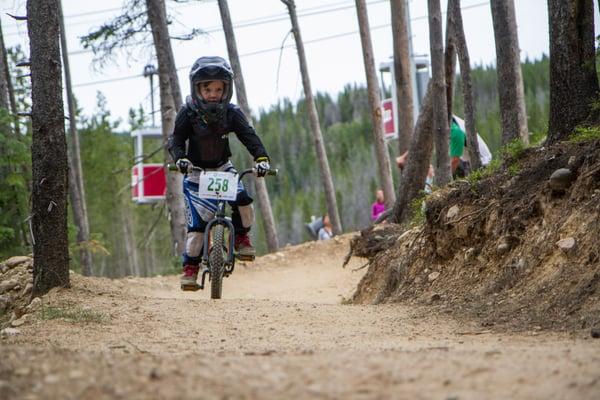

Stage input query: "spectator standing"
[{"left": 371, "top": 190, "right": 386, "bottom": 221}]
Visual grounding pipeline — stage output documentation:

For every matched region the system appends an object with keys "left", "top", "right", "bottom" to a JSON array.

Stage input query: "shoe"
[
  {"left": 180, "top": 264, "right": 199, "bottom": 287},
  {"left": 234, "top": 233, "right": 256, "bottom": 259}
]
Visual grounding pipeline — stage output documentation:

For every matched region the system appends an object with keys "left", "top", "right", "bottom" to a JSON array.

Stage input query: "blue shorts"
[{"left": 182, "top": 162, "right": 250, "bottom": 232}]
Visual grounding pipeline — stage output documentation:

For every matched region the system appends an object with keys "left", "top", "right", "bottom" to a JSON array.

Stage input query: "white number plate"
[{"left": 198, "top": 171, "right": 239, "bottom": 201}]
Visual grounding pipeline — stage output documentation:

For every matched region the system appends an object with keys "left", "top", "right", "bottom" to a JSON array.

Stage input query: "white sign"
[{"left": 198, "top": 171, "right": 239, "bottom": 201}]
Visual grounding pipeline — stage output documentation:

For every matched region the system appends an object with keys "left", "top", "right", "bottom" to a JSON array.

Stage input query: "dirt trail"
[{"left": 1, "top": 235, "right": 599, "bottom": 399}]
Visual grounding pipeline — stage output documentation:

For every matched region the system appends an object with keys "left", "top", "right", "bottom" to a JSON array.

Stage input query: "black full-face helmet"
[{"left": 189, "top": 56, "right": 234, "bottom": 125}]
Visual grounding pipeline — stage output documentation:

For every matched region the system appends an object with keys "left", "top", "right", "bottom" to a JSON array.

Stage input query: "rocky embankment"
[
  {"left": 350, "top": 139, "right": 600, "bottom": 333},
  {"left": 0, "top": 257, "right": 42, "bottom": 337}
]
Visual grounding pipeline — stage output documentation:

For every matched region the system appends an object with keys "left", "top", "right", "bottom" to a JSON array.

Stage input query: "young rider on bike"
[{"left": 167, "top": 56, "right": 271, "bottom": 288}]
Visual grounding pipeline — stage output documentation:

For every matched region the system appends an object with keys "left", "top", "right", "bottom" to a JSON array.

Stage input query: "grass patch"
[
  {"left": 500, "top": 139, "right": 527, "bottom": 159},
  {"left": 40, "top": 304, "right": 108, "bottom": 324},
  {"left": 466, "top": 158, "right": 502, "bottom": 184},
  {"left": 508, "top": 163, "right": 521, "bottom": 177},
  {"left": 466, "top": 139, "right": 526, "bottom": 184},
  {"left": 529, "top": 130, "right": 547, "bottom": 146},
  {"left": 409, "top": 193, "right": 427, "bottom": 226},
  {"left": 569, "top": 126, "right": 600, "bottom": 143}
]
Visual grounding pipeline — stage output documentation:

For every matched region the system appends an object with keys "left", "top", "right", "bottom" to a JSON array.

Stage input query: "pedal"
[
  {"left": 235, "top": 253, "right": 255, "bottom": 262},
  {"left": 180, "top": 283, "right": 202, "bottom": 291}
]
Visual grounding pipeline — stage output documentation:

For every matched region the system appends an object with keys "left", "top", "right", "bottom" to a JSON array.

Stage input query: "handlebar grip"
[
  {"left": 266, "top": 168, "right": 278, "bottom": 176},
  {"left": 167, "top": 164, "right": 178, "bottom": 172}
]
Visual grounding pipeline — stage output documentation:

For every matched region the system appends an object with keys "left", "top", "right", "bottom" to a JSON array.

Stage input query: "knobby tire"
[{"left": 209, "top": 225, "right": 225, "bottom": 299}]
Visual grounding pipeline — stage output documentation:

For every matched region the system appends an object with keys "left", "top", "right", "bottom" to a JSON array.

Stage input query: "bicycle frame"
[
  {"left": 168, "top": 163, "right": 276, "bottom": 293},
  {"left": 197, "top": 168, "right": 256, "bottom": 289}
]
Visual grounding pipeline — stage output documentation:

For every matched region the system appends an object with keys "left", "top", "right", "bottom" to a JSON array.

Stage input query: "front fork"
[{"left": 197, "top": 202, "right": 236, "bottom": 289}]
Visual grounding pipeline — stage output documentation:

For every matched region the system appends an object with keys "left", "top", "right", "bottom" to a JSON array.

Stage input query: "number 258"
[{"left": 208, "top": 177, "right": 229, "bottom": 192}]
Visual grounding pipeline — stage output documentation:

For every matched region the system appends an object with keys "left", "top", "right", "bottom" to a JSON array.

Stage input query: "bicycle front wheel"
[{"left": 209, "top": 224, "right": 226, "bottom": 299}]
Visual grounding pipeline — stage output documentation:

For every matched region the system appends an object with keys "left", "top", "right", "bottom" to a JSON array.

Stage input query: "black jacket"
[{"left": 168, "top": 101, "right": 269, "bottom": 168}]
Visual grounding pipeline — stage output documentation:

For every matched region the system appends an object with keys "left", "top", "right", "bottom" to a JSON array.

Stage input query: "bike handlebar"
[{"left": 167, "top": 164, "right": 278, "bottom": 177}]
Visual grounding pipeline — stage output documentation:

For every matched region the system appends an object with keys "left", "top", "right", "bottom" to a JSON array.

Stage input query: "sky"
[{"left": 1, "top": 0, "right": 599, "bottom": 130}]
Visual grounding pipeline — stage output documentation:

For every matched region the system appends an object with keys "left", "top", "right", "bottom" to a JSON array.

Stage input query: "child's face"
[{"left": 198, "top": 80, "right": 225, "bottom": 103}]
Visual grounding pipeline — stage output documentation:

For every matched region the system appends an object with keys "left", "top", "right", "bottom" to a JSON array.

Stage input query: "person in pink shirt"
[{"left": 371, "top": 189, "right": 386, "bottom": 221}]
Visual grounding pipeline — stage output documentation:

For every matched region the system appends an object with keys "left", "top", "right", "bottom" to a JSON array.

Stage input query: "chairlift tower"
[
  {"left": 130, "top": 65, "right": 166, "bottom": 204},
  {"left": 131, "top": 128, "right": 166, "bottom": 204},
  {"left": 379, "top": 55, "right": 430, "bottom": 140},
  {"left": 378, "top": 0, "right": 430, "bottom": 140},
  {"left": 143, "top": 64, "right": 158, "bottom": 127}
]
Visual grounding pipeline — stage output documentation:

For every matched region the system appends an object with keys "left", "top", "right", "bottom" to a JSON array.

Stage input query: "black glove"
[
  {"left": 255, "top": 157, "right": 270, "bottom": 177},
  {"left": 175, "top": 158, "right": 191, "bottom": 174}
]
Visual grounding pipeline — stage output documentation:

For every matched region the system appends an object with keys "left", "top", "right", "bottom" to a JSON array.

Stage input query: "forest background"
[{"left": 1, "top": 48, "right": 553, "bottom": 277}]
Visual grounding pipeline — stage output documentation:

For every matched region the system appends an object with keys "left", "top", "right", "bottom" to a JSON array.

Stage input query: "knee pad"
[
  {"left": 236, "top": 191, "right": 253, "bottom": 207},
  {"left": 185, "top": 231, "right": 204, "bottom": 258},
  {"left": 238, "top": 204, "right": 255, "bottom": 228}
]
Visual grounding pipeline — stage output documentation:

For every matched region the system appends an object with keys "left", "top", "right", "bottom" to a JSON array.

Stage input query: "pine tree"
[
  {"left": 428, "top": 0, "right": 451, "bottom": 186},
  {"left": 490, "top": 0, "right": 529, "bottom": 145},
  {"left": 58, "top": 0, "right": 93, "bottom": 275},
  {"left": 390, "top": 0, "right": 414, "bottom": 154},
  {"left": 217, "top": 0, "right": 280, "bottom": 252},
  {"left": 355, "top": 0, "right": 395, "bottom": 208},
  {"left": 546, "top": 0, "right": 599, "bottom": 143},
  {"left": 281, "top": 0, "right": 342, "bottom": 235},
  {"left": 27, "top": 0, "right": 70, "bottom": 295}
]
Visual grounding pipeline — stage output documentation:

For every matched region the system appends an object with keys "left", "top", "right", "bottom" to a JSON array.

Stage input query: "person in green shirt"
[
  {"left": 395, "top": 119, "right": 468, "bottom": 177},
  {"left": 450, "top": 119, "right": 467, "bottom": 177}
]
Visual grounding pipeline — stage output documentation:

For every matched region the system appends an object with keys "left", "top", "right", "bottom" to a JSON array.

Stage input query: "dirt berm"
[{"left": 350, "top": 139, "right": 600, "bottom": 332}]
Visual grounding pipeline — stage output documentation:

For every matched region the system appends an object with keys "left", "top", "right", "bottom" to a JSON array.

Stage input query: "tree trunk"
[
  {"left": 546, "top": 0, "right": 599, "bottom": 144},
  {"left": 490, "top": 0, "right": 528, "bottom": 145},
  {"left": 428, "top": 0, "right": 451, "bottom": 186},
  {"left": 0, "top": 20, "right": 9, "bottom": 110},
  {"left": 282, "top": 0, "right": 342, "bottom": 234},
  {"left": 217, "top": 0, "right": 280, "bottom": 252},
  {"left": 146, "top": 0, "right": 186, "bottom": 257},
  {"left": 121, "top": 208, "right": 140, "bottom": 276},
  {"left": 27, "top": 0, "right": 70, "bottom": 296},
  {"left": 392, "top": 81, "right": 434, "bottom": 224},
  {"left": 355, "top": 0, "right": 396, "bottom": 209},
  {"left": 58, "top": 0, "right": 93, "bottom": 276},
  {"left": 390, "top": 0, "right": 414, "bottom": 154},
  {"left": 444, "top": 1, "right": 457, "bottom": 123},
  {"left": 451, "top": 0, "right": 482, "bottom": 170}
]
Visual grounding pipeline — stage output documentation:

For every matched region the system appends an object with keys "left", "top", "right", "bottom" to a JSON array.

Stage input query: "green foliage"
[
  {"left": 73, "top": 94, "right": 174, "bottom": 277},
  {"left": 466, "top": 139, "right": 524, "bottom": 183},
  {"left": 0, "top": 227, "right": 15, "bottom": 244},
  {"left": 0, "top": 107, "right": 31, "bottom": 259},
  {"left": 466, "top": 158, "right": 501, "bottom": 184},
  {"left": 569, "top": 126, "right": 600, "bottom": 143},
  {"left": 529, "top": 130, "right": 547, "bottom": 146},
  {"left": 0, "top": 45, "right": 35, "bottom": 259},
  {"left": 409, "top": 193, "right": 427, "bottom": 226},
  {"left": 507, "top": 163, "right": 521, "bottom": 177},
  {"left": 500, "top": 139, "right": 527, "bottom": 159},
  {"left": 40, "top": 304, "right": 108, "bottom": 324}
]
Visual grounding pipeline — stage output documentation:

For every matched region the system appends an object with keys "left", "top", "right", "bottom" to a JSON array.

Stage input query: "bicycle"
[{"left": 169, "top": 163, "right": 277, "bottom": 299}]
